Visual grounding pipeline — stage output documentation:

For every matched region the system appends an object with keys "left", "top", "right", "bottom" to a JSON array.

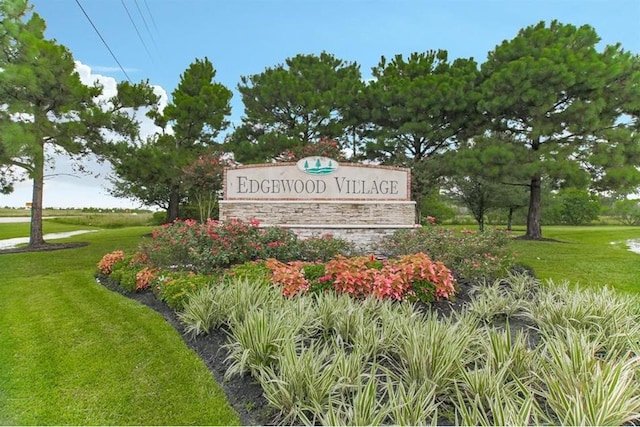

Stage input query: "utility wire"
[
  {"left": 74, "top": 0, "right": 132, "bottom": 83},
  {"left": 143, "top": 0, "right": 159, "bottom": 34},
  {"left": 120, "top": 0, "right": 153, "bottom": 62},
  {"left": 133, "top": 0, "right": 158, "bottom": 51}
]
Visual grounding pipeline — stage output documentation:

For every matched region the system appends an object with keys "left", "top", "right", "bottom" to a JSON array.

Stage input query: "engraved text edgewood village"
[{"left": 223, "top": 160, "right": 411, "bottom": 201}]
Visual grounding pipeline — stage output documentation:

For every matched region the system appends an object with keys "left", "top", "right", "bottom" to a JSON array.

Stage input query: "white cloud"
[{"left": 0, "top": 61, "right": 169, "bottom": 209}]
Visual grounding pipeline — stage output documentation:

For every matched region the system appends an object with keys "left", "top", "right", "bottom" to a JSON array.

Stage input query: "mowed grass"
[
  {"left": 510, "top": 225, "right": 640, "bottom": 293},
  {"left": 1, "top": 220, "right": 639, "bottom": 424},
  {"left": 0, "top": 227, "right": 240, "bottom": 425}
]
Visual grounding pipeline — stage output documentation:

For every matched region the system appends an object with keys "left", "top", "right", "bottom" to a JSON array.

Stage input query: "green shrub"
[
  {"left": 157, "top": 273, "right": 216, "bottom": 311},
  {"left": 226, "top": 261, "right": 271, "bottom": 284},
  {"left": 151, "top": 211, "right": 168, "bottom": 225},
  {"left": 107, "top": 257, "right": 130, "bottom": 284},
  {"left": 302, "top": 263, "right": 332, "bottom": 293},
  {"left": 376, "top": 225, "right": 515, "bottom": 281},
  {"left": 297, "top": 234, "right": 355, "bottom": 262},
  {"left": 119, "top": 268, "right": 139, "bottom": 292},
  {"left": 544, "top": 188, "right": 601, "bottom": 225},
  {"left": 612, "top": 199, "right": 640, "bottom": 225}
]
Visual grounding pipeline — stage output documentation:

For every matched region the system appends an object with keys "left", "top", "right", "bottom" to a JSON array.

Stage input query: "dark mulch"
[
  {"left": 0, "top": 242, "right": 89, "bottom": 255},
  {"left": 514, "top": 235, "right": 567, "bottom": 243}
]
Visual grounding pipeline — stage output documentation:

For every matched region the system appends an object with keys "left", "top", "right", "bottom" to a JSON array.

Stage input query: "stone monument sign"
[{"left": 219, "top": 157, "right": 416, "bottom": 249}]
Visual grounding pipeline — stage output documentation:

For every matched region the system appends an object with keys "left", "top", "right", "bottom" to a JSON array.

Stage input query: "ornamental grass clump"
[
  {"left": 467, "top": 279, "right": 526, "bottom": 323},
  {"left": 389, "top": 311, "right": 479, "bottom": 397},
  {"left": 178, "top": 282, "right": 231, "bottom": 337},
  {"left": 534, "top": 328, "right": 640, "bottom": 426},
  {"left": 521, "top": 281, "right": 640, "bottom": 358},
  {"left": 257, "top": 341, "right": 339, "bottom": 426},
  {"left": 224, "top": 308, "right": 303, "bottom": 380}
]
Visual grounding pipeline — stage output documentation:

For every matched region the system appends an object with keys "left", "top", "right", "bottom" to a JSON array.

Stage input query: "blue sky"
[{"left": 3, "top": 0, "right": 639, "bottom": 209}]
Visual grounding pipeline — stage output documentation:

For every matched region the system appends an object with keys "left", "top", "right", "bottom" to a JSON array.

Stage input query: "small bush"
[
  {"left": 156, "top": 273, "right": 216, "bottom": 311},
  {"left": 376, "top": 224, "right": 515, "bottom": 281},
  {"left": 226, "top": 261, "right": 271, "bottom": 284},
  {"left": 297, "top": 234, "right": 356, "bottom": 262},
  {"left": 97, "top": 250, "right": 125, "bottom": 275}
]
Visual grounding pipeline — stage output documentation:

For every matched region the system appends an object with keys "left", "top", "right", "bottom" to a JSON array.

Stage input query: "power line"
[
  {"left": 143, "top": 0, "right": 159, "bottom": 34},
  {"left": 120, "top": 0, "right": 153, "bottom": 62},
  {"left": 133, "top": 0, "right": 158, "bottom": 51},
  {"left": 74, "top": 0, "right": 132, "bottom": 83}
]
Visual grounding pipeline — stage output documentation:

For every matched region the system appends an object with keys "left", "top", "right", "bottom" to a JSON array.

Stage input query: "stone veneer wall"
[{"left": 219, "top": 200, "right": 417, "bottom": 250}]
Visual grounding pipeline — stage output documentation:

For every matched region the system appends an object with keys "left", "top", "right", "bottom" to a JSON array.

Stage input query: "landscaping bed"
[{"left": 95, "top": 220, "right": 640, "bottom": 426}]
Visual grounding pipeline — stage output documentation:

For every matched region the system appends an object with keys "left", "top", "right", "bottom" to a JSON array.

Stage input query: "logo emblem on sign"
[{"left": 296, "top": 157, "right": 339, "bottom": 175}]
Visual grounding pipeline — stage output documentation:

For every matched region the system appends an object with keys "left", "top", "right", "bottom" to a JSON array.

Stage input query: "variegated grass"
[
  {"left": 454, "top": 383, "right": 540, "bottom": 426},
  {"left": 178, "top": 277, "right": 284, "bottom": 337},
  {"left": 453, "top": 325, "right": 540, "bottom": 425},
  {"left": 481, "top": 324, "right": 535, "bottom": 382},
  {"left": 467, "top": 279, "right": 526, "bottom": 322},
  {"left": 503, "top": 270, "right": 540, "bottom": 300},
  {"left": 521, "top": 281, "right": 640, "bottom": 358},
  {"left": 534, "top": 327, "right": 640, "bottom": 426},
  {"left": 224, "top": 305, "right": 308, "bottom": 380},
  {"left": 385, "top": 378, "right": 440, "bottom": 425},
  {"left": 178, "top": 282, "right": 231, "bottom": 337},
  {"left": 389, "top": 311, "right": 479, "bottom": 396},
  {"left": 258, "top": 341, "right": 338, "bottom": 425},
  {"left": 177, "top": 270, "right": 640, "bottom": 426},
  {"left": 220, "top": 277, "right": 283, "bottom": 327},
  {"left": 319, "top": 367, "right": 391, "bottom": 426}
]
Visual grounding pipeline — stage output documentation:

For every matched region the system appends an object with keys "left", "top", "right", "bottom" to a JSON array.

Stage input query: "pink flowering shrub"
[
  {"left": 376, "top": 223, "right": 516, "bottom": 281},
  {"left": 137, "top": 218, "right": 353, "bottom": 274},
  {"left": 265, "top": 252, "right": 456, "bottom": 303},
  {"left": 139, "top": 218, "right": 299, "bottom": 273}
]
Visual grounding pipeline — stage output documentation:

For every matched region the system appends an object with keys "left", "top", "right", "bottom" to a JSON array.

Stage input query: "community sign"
[{"left": 224, "top": 157, "right": 411, "bottom": 201}]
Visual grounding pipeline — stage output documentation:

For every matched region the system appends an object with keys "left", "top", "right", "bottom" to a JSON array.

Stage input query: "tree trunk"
[
  {"left": 507, "top": 207, "right": 514, "bottom": 231},
  {"left": 29, "top": 155, "right": 45, "bottom": 247},
  {"left": 525, "top": 174, "right": 543, "bottom": 239},
  {"left": 28, "top": 132, "right": 46, "bottom": 247},
  {"left": 167, "top": 186, "right": 180, "bottom": 222}
]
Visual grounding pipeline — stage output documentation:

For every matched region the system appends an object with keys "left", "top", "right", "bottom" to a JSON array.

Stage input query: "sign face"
[{"left": 224, "top": 160, "right": 410, "bottom": 201}]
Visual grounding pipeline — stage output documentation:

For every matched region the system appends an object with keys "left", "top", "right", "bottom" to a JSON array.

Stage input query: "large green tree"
[
  {"left": 479, "top": 20, "right": 640, "bottom": 239},
  {"left": 226, "top": 52, "right": 363, "bottom": 163},
  {"left": 107, "top": 57, "right": 232, "bottom": 221},
  {"left": 364, "top": 50, "right": 481, "bottom": 163},
  {"left": 0, "top": 0, "right": 157, "bottom": 247}
]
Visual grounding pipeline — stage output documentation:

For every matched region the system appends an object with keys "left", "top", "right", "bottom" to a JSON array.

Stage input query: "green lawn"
[
  {"left": 0, "top": 226, "right": 240, "bottom": 425},
  {"left": 510, "top": 225, "right": 640, "bottom": 293}
]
